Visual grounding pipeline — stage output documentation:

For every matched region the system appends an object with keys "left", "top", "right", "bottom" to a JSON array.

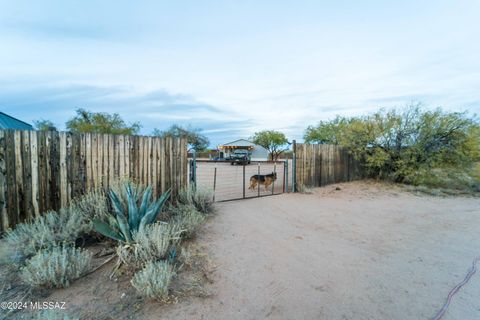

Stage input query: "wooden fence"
[
  {"left": 0, "top": 130, "right": 188, "bottom": 233},
  {"left": 295, "top": 144, "right": 363, "bottom": 188}
]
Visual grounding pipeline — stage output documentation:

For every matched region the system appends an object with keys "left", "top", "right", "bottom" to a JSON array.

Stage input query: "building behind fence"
[
  {"left": 0, "top": 130, "right": 188, "bottom": 233},
  {"left": 295, "top": 143, "right": 363, "bottom": 188}
]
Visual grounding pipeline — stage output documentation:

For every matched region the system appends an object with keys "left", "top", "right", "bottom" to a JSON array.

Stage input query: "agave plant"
[{"left": 93, "top": 182, "right": 171, "bottom": 243}]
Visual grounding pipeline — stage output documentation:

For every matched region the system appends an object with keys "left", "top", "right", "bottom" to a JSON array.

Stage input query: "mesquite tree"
[{"left": 252, "top": 130, "right": 289, "bottom": 161}]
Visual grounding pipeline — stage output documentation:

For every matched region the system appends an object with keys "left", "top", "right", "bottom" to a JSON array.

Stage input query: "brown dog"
[{"left": 249, "top": 172, "right": 277, "bottom": 191}]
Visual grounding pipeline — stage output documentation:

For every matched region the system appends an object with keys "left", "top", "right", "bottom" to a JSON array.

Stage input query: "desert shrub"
[
  {"left": 71, "top": 189, "right": 109, "bottom": 222},
  {"left": 5, "top": 189, "right": 111, "bottom": 259},
  {"left": 5, "top": 206, "right": 90, "bottom": 258},
  {"left": 177, "top": 185, "right": 214, "bottom": 214},
  {"left": 170, "top": 204, "right": 206, "bottom": 239},
  {"left": 21, "top": 245, "right": 92, "bottom": 288},
  {"left": 404, "top": 167, "right": 480, "bottom": 192},
  {"left": 117, "top": 222, "right": 181, "bottom": 266},
  {"left": 93, "top": 182, "right": 171, "bottom": 243},
  {"left": 304, "top": 104, "right": 480, "bottom": 190},
  {"left": 131, "top": 260, "right": 175, "bottom": 300}
]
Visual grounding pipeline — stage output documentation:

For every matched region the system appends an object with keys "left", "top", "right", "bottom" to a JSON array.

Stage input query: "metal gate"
[{"left": 189, "top": 157, "right": 293, "bottom": 202}]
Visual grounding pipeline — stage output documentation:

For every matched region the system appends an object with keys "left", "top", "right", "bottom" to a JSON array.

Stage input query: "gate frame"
[
  {"left": 190, "top": 141, "right": 297, "bottom": 201},
  {"left": 191, "top": 156, "right": 289, "bottom": 202},
  {"left": 292, "top": 139, "right": 297, "bottom": 192}
]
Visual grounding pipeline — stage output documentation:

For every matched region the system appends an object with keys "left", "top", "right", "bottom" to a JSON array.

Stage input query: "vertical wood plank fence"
[
  {"left": 295, "top": 144, "right": 363, "bottom": 188},
  {"left": 0, "top": 130, "right": 187, "bottom": 233}
]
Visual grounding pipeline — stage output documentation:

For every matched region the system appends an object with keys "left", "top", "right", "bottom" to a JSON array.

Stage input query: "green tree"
[
  {"left": 33, "top": 119, "right": 57, "bottom": 131},
  {"left": 304, "top": 116, "right": 351, "bottom": 144},
  {"left": 251, "top": 130, "right": 289, "bottom": 161},
  {"left": 152, "top": 124, "right": 209, "bottom": 151},
  {"left": 66, "top": 109, "right": 140, "bottom": 135},
  {"left": 303, "top": 103, "right": 480, "bottom": 187}
]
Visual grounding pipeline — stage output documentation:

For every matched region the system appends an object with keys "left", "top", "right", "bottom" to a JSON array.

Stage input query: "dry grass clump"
[
  {"left": 170, "top": 204, "right": 206, "bottom": 239},
  {"left": 21, "top": 245, "right": 92, "bottom": 288},
  {"left": 131, "top": 260, "right": 176, "bottom": 300},
  {"left": 175, "top": 245, "right": 213, "bottom": 298},
  {"left": 5, "top": 190, "right": 110, "bottom": 259},
  {"left": 5, "top": 207, "right": 89, "bottom": 259},
  {"left": 117, "top": 222, "right": 181, "bottom": 267},
  {"left": 70, "top": 188, "right": 110, "bottom": 222},
  {"left": 177, "top": 185, "right": 214, "bottom": 214},
  {"left": 404, "top": 167, "right": 480, "bottom": 194}
]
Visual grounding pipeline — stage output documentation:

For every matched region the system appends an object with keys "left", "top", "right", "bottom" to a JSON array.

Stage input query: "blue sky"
[{"left": 0, "top": 0, "right": 479, "bottom": 146}]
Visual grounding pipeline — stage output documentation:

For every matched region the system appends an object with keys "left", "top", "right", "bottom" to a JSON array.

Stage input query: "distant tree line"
[
  {"left": 34, "top": 109, "right": 210, "bottom": 151},
  {"left": 152, "top": 125, "right": 209, "bottom": 152}
]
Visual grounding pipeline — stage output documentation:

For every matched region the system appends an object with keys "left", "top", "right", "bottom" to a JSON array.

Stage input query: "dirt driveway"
[{"left": 156, "top": 181, "right": 480, "bottom": 320}]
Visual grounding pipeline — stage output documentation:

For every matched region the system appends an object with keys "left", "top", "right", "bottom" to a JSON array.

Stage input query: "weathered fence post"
[
  {"left": 243, "top": 164, "right": 246, "bottom": 199},
  {"left": 189, "top": 149, "right": 196, "bottom": 186},
  {"left": 212, "top": 166, "right": 217, "bottom": 202},
  {"left": 292, "top": 140, "right": 297, "bottom": 192},
  {"left": 257, "top": 163, "right": 260, "bottom": 197},
  {"left": 271, "top": 162, "right": 276, "bottom": 195},
  {"left": 284, "top": 159, "right": 288, "bottom": 192}
]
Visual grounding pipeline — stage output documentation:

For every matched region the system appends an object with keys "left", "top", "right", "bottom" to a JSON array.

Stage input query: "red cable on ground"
[{"left": 432, "top": 256, "right": 480, "bottom": 320}]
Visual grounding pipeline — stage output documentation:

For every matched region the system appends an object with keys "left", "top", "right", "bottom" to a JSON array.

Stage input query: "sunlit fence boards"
[
  {"left": 295, "top": 144, "right": 363, "bottom": 188},
  {"left": 0, "top": 130, "right": 187, "bottom": 232}
]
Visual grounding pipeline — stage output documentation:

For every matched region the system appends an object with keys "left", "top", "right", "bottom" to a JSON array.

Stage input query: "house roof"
[
  {"left": 219, "top": 139, "right": 268, "bottom": 152},
  {"left": 0, "top": 112, "right": 33, "bottom": 130},
  {"left": 220, "top": 139, "right": 257, "bottom": 147}
]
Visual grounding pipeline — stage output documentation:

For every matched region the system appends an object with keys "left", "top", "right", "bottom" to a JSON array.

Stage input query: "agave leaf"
[
  {"left": 109, "top": 189, "right": 125, "bottom": 216},
  {"left": 142, "top": 189, "right": 171, "bottom": 226},
  {"left": 116, "top": 210, "right": 133, "bottom": 243},
  {"left": 131, "top": 182, "right": 144, "bottom": 202},
  {"left": 109, "top": 187, "right": 133, "bottom": 241},
  {"left": 125, "top": 183, "right": 140, "bottom": 230},
  {"left": 93, "top": 219, "right": 126, "bottom": 242},
  {"left": 138, "top": 187, "right": 152, "bottom": 220},
  {"left": 107, "top": 215, "right": 119, "bottom": 230}
]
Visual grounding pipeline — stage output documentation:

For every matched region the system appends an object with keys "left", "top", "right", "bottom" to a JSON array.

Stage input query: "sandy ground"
[{"left": 154, "top": 181, "right": 480, "bottom": 320}]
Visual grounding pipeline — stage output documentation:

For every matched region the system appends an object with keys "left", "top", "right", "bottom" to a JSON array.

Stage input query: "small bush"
[
  {"left": 131, "top": 261, "right": 175, "bottom": 300},
  {"left": 5, "top": 189, "right": 109, "bottom": 259},
  {"left": 5, "top": 206, "right": 90, "bottom": 258},
  {"left": 170, "top": 204, "right": 206, "bottom": 239},
  {"left": 404, "top": 167, "right": 480, "bottom": 192},
  {"left": 71, "top": 189, "right": 109, "bottom": 222},
  {"left": 21, "top": 246, "right": 92, "bottom": 288},
  {"left": 117, "top": 222, "right": 181, "bottom": 266},
  {"left": 177, "top": 185, "right": 214, "bottom": 214}
]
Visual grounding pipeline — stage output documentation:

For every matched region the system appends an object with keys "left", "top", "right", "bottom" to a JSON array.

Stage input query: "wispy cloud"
[
  {"left": 0, "top": 84, "right": 254, "bottom": 145},
  {"left": 0, "top": 1, "right": 479, "bottom": 145}
]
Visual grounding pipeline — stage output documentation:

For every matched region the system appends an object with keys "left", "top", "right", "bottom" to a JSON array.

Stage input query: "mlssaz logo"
[{"left": 30, "top": 301, "right": 66, "bottom": 310}]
